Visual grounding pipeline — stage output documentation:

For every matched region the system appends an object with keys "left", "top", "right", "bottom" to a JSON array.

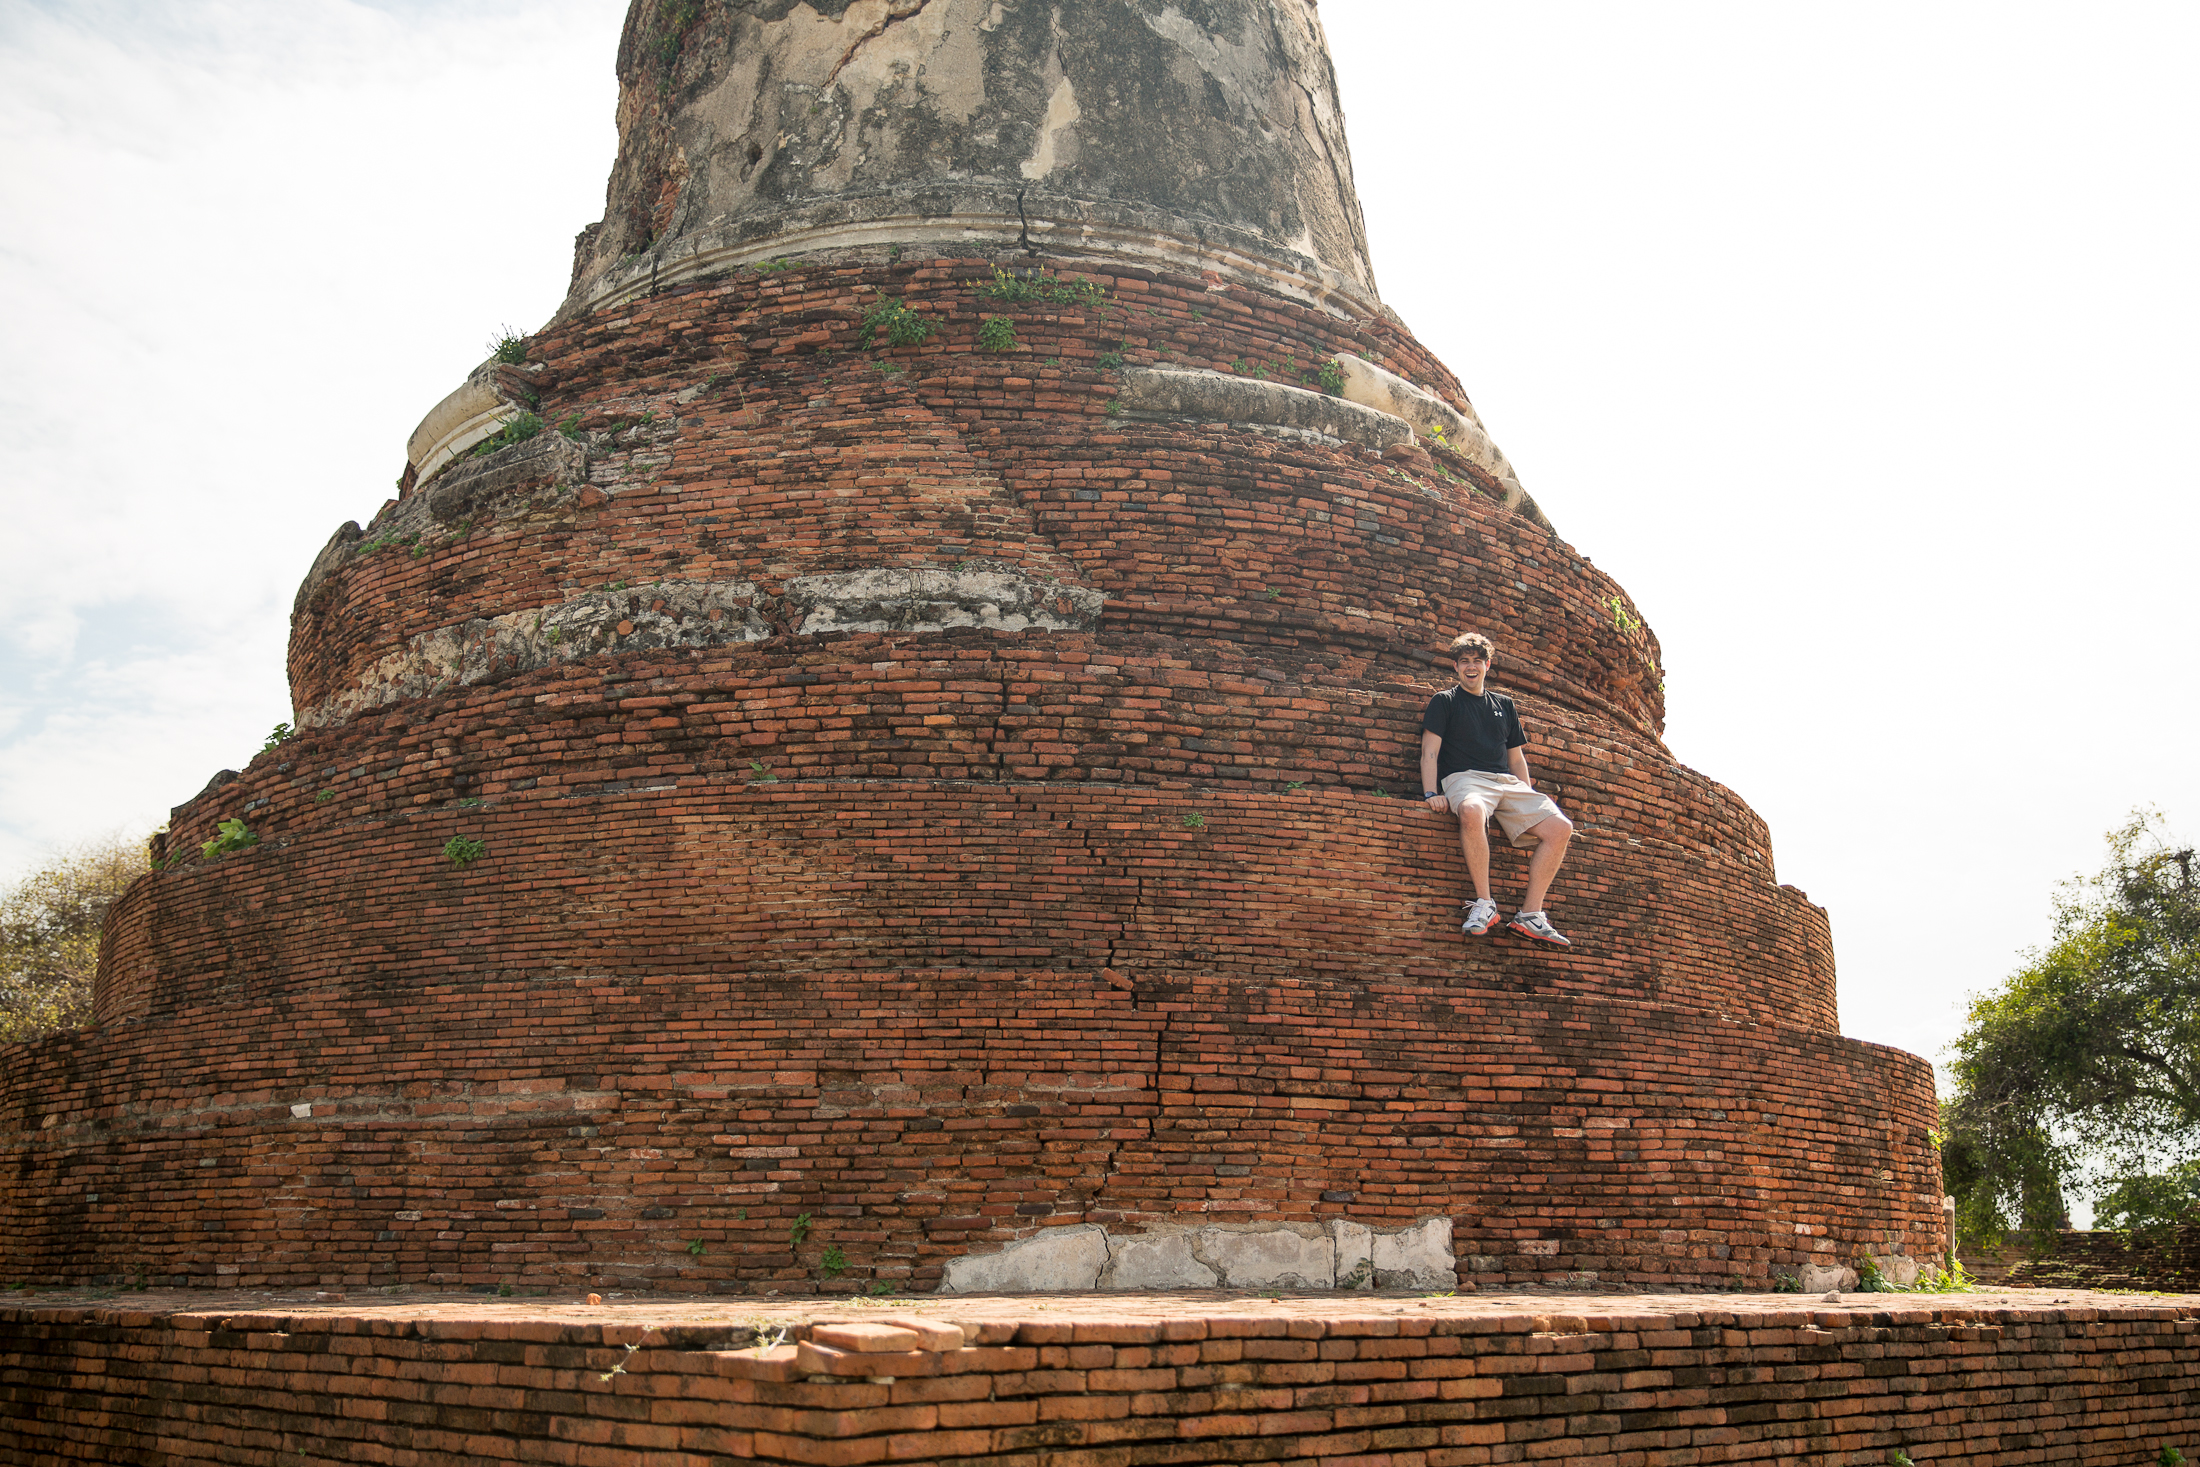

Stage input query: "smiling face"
[{"left": 1452, "top": 648, "right": 1491, "bottom": 689}]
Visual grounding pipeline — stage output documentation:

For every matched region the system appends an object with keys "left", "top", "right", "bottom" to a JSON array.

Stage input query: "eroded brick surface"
[
  {"left": 1, "top": 1293, "right": 2192, "bottom": 1465},
  {"left": 3, "top": 257, "right": 1936, "bottom": 1298}
]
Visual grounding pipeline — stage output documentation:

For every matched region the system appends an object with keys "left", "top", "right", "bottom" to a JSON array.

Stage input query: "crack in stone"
[{"left": 822, "top": 0, "right": 935, "bottom": 92}]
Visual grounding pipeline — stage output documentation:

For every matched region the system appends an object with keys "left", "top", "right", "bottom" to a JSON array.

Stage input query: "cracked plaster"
[
  {"left": 940, "top": 1216, "right": 1458, "bottom": 1294},
  {"left": 569, "top": 0, "right": 1380, "bottom": 317}
]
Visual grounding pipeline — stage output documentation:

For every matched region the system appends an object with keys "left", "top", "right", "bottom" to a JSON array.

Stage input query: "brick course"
[
  {"left": 4, "top": 789, "right": 1934, "bottom": 1292},
  {"left": 2, "top": 1298, "right": 2193, "bottom": 1465}
]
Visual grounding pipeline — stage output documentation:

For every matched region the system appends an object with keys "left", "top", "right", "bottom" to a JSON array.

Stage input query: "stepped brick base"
[
  {"left": 2, "top": 1290, "right": 2194, "bottom": 1465},
  {"left": 2012, "top": 1226, "right": 2200, "bottom": 1294},
  {"left": 5, "top": 255, "right": 1940, "bottom": 1304}
]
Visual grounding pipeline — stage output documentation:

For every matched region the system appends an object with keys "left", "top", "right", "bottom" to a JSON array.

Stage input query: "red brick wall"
[
  {"left": 287, "top": 262, "right": 1661, "bottom": 740},
  {"left": 126, "top": 697, "right": 1823, "bottom": 1030},
  {"left": 3, "top": 1301, "right": 2193, "bottom": 1465},
  {"left": 0, "top": 254, "right": 1940, "bottom": 1295},
  {"left": 3, "top": 791, "right": 1936, "bottom": 1292}
]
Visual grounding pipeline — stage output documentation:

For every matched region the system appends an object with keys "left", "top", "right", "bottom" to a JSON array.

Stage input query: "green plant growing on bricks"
[
  {"left": 472, "top": 412, "right": 543, "bottom": 458},
  {"left": 860, "top": 296, "right": 934, "bottom": 348},
  {"left": 261, "top": 722, "right": 293, "bottom": 753},
  {"left": 656, "top": 0, "right": 701, "bottom": 62},
  {"left": 201, "top": 819, "right": 258, "bottom": 859},
  {"left": 978, "top": 315, "right": 1018, "bottom": 352},
  {"left": 442, "top": 836, "right": 487, "bottom": 870},
  {"left": 975, "top": 265, "right": 1105, "bottom": 307},
  {"left": 1941, "top": 809, "right": 2200, "bottom": 1254},
  {"left": 1317, "top": 359, "right": 1346, "bottom": 395},
  {"left": 820, "top": 1243, "right": 848, "bottom": 1277},
  {"left": 487, "top": 327, "right": 528, "bottom": 364},
  {"left": 788, "top": 1212, "right": 813, "bottom": 1249}
]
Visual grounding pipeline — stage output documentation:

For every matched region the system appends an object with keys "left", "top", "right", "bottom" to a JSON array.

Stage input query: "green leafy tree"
[
  {"left": 2095, "top": 1158, "right": 2200, "bottom": 1241},
  {"left": 1942, "top": 811, "right": 2199, "bottom": 1251},
  {"left": 0, "top": 835, "right": 151, "bottom": 1044}
]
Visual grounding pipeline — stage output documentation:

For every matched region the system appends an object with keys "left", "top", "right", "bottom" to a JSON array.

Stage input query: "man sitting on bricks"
[{"left": 1419, "top": 631, "right": 1576, "bottom": 946}]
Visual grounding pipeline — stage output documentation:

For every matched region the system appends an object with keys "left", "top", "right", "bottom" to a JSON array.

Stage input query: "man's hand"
[{"left": 1420, "top": 731, "right": 1448, "bottom": 816}]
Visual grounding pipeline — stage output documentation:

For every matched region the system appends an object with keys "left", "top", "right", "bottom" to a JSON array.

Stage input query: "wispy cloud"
[{"left": 0, "top": 0, "right": 625, "bottom": 878}]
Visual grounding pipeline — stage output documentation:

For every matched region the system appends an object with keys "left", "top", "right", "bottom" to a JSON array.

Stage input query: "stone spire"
[{"left": 566, "top": 0, "right": 1381, "bottom": 317}]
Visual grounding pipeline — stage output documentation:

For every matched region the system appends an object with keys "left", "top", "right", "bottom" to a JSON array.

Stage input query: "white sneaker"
[
  {"left": 1461, "top": 897, "right": 1499, "bottom": 936},
  {"left": 1505, "top": 910, "right": 1570, "bottom": 947}
]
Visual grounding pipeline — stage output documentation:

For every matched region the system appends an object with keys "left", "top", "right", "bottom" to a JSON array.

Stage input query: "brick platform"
[{"left": 3, "top": 1287, "right": 2194, "bottom": 1465}]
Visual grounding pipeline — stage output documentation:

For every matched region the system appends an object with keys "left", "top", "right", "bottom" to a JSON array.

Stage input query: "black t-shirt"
[{"left": 1422, "top": 684, "right": 1527, "bottom": 779}]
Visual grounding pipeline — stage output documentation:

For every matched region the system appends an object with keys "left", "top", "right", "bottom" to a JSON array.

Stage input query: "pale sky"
[{"left": 3, "top": 1, "right": 2195, "bottom": 1098}]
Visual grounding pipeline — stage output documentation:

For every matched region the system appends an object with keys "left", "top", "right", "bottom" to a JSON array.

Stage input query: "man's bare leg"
[
  {"left": 1457, "top": 809, "right": 1493, "bottom": 903},
  {"left": 1519, "top": 813, "right": 1574, "bottom": 913}
]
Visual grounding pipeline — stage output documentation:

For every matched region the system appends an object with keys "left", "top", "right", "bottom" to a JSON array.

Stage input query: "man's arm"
[
  {"left": 1421, "top": 731, "right": 1447, "bottom": 809},
  {"left": 1506, "top": 744, "right": 1534, "bottom": 788}
]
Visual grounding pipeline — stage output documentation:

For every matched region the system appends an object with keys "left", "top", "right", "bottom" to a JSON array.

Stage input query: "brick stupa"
[{"left": 3, "top": 0, "right": 1942, "bottom": 1297}]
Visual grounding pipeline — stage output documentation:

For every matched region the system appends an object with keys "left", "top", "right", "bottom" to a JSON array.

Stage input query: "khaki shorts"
[{"left": 1441, "top": 771, "right": 1566, "bottom": 848}]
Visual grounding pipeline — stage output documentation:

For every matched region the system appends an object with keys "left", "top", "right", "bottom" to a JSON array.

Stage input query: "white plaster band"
[
  {"left": 298, "top": 567, "right": 1107, "bottom": 729},
  {"left": 938, "top": 1216, "right": 1456, "bottom": 1293},
  {"left": 1115, "top": 366, "right": 1415, "bottom": 453},
  {"left": 570, "top": 205, "right": 1383, "bottom": 323},
  {"left": 298, "top": 579, "right": 771, "bottom": 730},
  {"left": 1330, "top": 353, "right": 1527, "bottom": 506},
  {"left": 785, "top": 565, "right": 1104, "bottom": 636},
  {"left": 407, "top": 360, "right": 511, "bottom": 487}
]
